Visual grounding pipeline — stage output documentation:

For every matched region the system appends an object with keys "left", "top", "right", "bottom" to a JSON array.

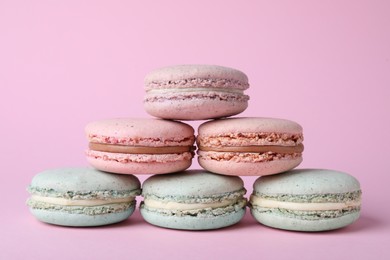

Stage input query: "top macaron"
[{"left": 144, "top": 64, "right": 250, "bottom": 120}]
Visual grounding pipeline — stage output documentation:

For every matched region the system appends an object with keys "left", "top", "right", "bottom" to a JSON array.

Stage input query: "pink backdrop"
[{"left": 1, "top": 0, "right": 389, "bottom": 259}]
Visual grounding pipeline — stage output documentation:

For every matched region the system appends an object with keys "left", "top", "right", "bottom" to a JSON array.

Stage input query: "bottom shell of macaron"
[
  {"left": 144, "top": 97, "right": 248, "bottom": 121},
  {"left": 250, "top": 207, "right": 360, "bottom": 232},
  {"left": 198, "top": 155, "right": 302, "bottom": 176},
  {"left": 140, "top": 203, "right": 246, "bottom": 230},
  {"left": 28, "top": 203, "right": 136, "bottom": 227},
  {"left": 86, "top": 154, "right": 192, "bottom": 175}
]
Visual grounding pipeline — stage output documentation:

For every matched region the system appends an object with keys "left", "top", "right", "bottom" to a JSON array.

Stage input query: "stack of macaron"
[{"left": 27, "top": 64, "right": 362, "bottom": 232}]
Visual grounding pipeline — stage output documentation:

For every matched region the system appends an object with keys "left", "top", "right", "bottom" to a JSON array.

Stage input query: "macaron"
[
  {"left": 27, "top": 167, "right": 141, "bottom": 227},
  {"left": 144, "top": 64, "right": 250, "bottom": 120},
  {"left": 140, "top": 170, "right": 247, "bottom": 230},
  {"left": 85, "top": 118, "right": 195, "bottom": 174},
  {"left": 249, "top": 169, "right": 362, "bottom": 232},
  {"left": 197, "top": 117, "right": 304, "bottom": 176}
]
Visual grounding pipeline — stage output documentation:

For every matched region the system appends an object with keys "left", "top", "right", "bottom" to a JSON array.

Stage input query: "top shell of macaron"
[
  {"left": 85, "top": 118, "right": 195, "bottom": 146},
  {"left": 144, "top": 64, "right": 249, "bottom": 90},
  {"left": 142, "top": 170, "right": 245, "bottom": 197},
  {"left": 253, "top": 169, "right": 361, "bottom": 195},
  {"left": 29, "top": 167, "right": 141, "bottom": 194},
  {"left": 198, "top": 117, "right": 303, "bottom": 136}
]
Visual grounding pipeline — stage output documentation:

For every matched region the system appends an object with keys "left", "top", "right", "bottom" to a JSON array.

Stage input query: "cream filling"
[
  {"left": 30, "top": 195, "right": 135, "bottom": 206},
  {"left": 198, "top": 144, "right": 304, "bottom": 154},
  {"left": 89, "top": 143, "right": 194, "bottom": 154},
  {"left": 250, "top": 195, "right": 361, "bottom": 211},
  {"left": 144, "top": 198, "right": 238, "bottom": 210},
  {"left": 147, "top": 87, "right": 244, "bottom": 95}
]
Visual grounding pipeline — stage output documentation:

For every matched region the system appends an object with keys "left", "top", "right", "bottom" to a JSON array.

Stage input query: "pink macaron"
[
  {"left": 85, "top": 118, "right": 195, "bottom": 175},
  {"left": 197, "top": 117, "right": 304, "bottom": 176},
  {"left": 144, "top": 64, "right": 250, "bottom": 120}
]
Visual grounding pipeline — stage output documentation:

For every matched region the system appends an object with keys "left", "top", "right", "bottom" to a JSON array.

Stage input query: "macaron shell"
[
  {"left": 198, "top": 155, "right": 302, "bottom": 176},
  {"left": 85, "top": 118, "right": 194, "bottom": 146},
  {"left": 30, "top": 167, "right": 141, "bottom": 192},
  {"left": 30, "top": 206, "right": 135, "bottom": 227},
  {"left": 87, "top": 155, "right": 192, "bottom": 175},
  {"left": 144, "top": 64, "right": 249, "bottom": 86},
  {"left": 140, "top": 207, "right": 246, "bottom": 230},
  {"left": 142, "top": 170, "right": 244, "bottom": 197},
  {"left": 198, "top": 117, "right": 303, "bottom": 136},
  {"left": 144, "top": 97, "right": 248, "bottom": 120},
  {"left": 253, "top": 169, "right": 361, "bottom": 195},
  {"left": 251, "top": 209, "right": 360, "bottom": 232}
]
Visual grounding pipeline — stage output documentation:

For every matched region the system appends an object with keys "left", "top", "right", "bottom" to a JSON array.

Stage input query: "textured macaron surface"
[
  {"left": 85, "top": 118, "right": 195, "bottom": 147},
  {"left": 28, "top": 167, "right": 141, "bottom": 198},
  {"left": 198, "top": 117, "right": 303, "bottom": 147},
  {"left": 250, "top": 169, "right": 361, "bottom": 231},
  {"left": 251, "top": 169, "right": 361, "bottom": 206},
  {"left": 253, "top": 169, "right": 361, "bottom": 196},
  {"left": 27, "top": 168, "right": 141, "bottom": 213},
  {"left": 142, "top": 170, "right": 245, "bottom": 199},
  {"left": 144, "top": 64, "right": 249, "bottom": 90}
]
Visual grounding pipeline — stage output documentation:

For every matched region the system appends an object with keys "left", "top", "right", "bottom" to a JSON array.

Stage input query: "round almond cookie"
[
  {"left": 27, "top": 168, "right": 141, "bottom": 227},
  {"left": 85, "top": 118, "right": 195, "bottom": 175},
  {"left": 140, "top": 170, "right": 247, "bottom": 230},
  {"left": 144, "top": 64, "right": 250, "bottom": 120},
  {"left": 249, "top": 169, "right": 362, "bottom": 232},
  {"left": 197, "top": 117, "right": 304, "bottom": 176}
]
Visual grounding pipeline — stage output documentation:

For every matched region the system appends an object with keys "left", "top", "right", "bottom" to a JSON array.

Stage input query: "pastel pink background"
[{"left": 1, "top": 0, "right": 389, "bottom": 259}]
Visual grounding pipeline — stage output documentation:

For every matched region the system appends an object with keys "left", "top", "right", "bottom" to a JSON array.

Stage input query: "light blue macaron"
[
  {"left": 249, "top": 169, "right": 362, "bottom": 232},
  {"left": 140, "top": 170, "right": 247, "bottom": 230},
  {"left": 27, "top": 167, "right": 141, "bottom": 227}
]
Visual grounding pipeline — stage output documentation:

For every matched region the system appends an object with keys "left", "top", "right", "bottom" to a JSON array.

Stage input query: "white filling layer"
[
  {"left": 250, "top": 195, "right": 361, "bottom": 211},
  {"left": 146, "top": 87, "right": 244, "bottom": 95},
  {"left": 143, "top": 198, "right": 238, "bottom": 210},
  {"left": 30, "top": 195, "right": 135, "bottom": 206}
]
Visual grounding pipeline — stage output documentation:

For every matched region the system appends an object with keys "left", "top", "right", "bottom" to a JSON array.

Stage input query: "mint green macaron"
[
  {"left": 140, "top": 170, "right": 247, "bottom": 230},
  {"left": 27, "top": 167, "right": 141, "bottom": 227},
  {"left": 249, "top": 169, "right": 362, "bottom": 232}
]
